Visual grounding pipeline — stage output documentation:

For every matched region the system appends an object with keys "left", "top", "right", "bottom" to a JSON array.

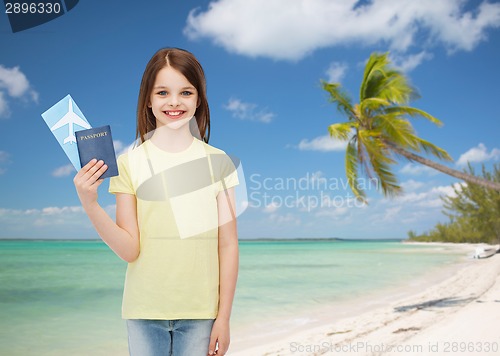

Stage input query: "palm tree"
[{"left": 323, "top": 52, "right": 500, "bottom": 202}]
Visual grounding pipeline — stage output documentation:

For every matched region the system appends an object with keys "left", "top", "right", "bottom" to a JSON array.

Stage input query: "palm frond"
[
  {"left": 361, "top": 53, "right": 415, "bottom": 104},
  {"left": 385, "top": 106, "right": 443, "bottom": 127},
  {"left": 345, "top": 139, "right": 366, "bottom": 202},
  {"left": 358, "top": 130, "right": 402, "bottom": 197},
  {"left": 412, "top": 136, "right": 453, "bottom": 161},
  {"left": 372, "top": 69, "right": 414, "bottom": 104},
  {"left": 383, "top": 72, "right": 413, "bottom": 104},
  {"left": 375, "top": 115, "right": 418, "bottom": 150},
  {"left": 359, "top": 97, "right": 390, "bottom": 113},
  {"left": 322, "top": 81, "right": 355, "bottom": 119},
  {"left": 328, "top": 122, "right": 354, "bottom": 141},
  {"left": 360, "top": 52, "right": 390, "bottom": 100}
]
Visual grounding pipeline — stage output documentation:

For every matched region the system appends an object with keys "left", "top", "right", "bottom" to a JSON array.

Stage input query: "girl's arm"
[
  {"left": 209, "top": 187, "right": 239, "bottom": 356},
  {"left": 74, "top": 159, "right": 140, "bottom": 262}
]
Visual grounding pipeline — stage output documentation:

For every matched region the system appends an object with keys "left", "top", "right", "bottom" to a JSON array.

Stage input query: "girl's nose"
[{"left": 168, "top": 95, "right": 180, "bottom": 107}]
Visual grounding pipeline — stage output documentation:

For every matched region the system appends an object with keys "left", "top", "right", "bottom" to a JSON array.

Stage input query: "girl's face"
[{"left": 149, "top": 66, "right": 199, "bottom": 130}]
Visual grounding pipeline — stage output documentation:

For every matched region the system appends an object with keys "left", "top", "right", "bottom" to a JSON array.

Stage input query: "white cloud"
[
  {"left": 0, "top": 205, "right": 116, "bottom": 237},
  {"left": 392, "top": 191, "right": 428, "bottom": 204},
  {"left": 401, "top": 179, "right": 424, "bottom": 192},
  {"left": 41, "top": 206, "right": 84, "bottom": 215},
  {"left": 268, "top": 212, "right": 301, "bottom": 225},
  {"left": 408, "top": 183, "right": 465, "bottom": 209},
  {"left": 456, "top": 143, "right": 500, "bottom": 166},
  {"left": 0, "top": 208, "right": 20, "bottom": 217},
  {"left": 315, "top": 206, "right": 349, "bottom": 219},
  {"left": 184, "top": 0, "right": 500, "bottom": 61},
  {"left": 224, "top": 98, "right": 274, "bottom": 123},
  {"left": 417, "top": 183, "right": 463, "bottom": 208},
  {"left": 366, "top": 181, "right": 464, "bottom": 230},
  {"left": 326, "top": 62, "right": 348, "bottom": 82},
  {"left": 34, "top": 206, "right": 87, "bottom": 227},
  {"left": 52, "top": 164, "right": 75, "bottom": 177},
  {"left": 297, "top": 135, "right": 347, "bottom": 152},
  {"left": 390, "top": 51, "right": 434, "bottom": 72},
  {"left": 0, "top": 206, "right": 84, "bottom": 230},
  {"left": 391, "top": 182, "right": 463, "bottom": 207},
  {"left": 263, "top": 202, "right": 279, "bottom": 213},
  {"left": 114, "top": 140, "right": 135, "bottom": 157},
  {"left": 0, "top": 65, "right": 38, "bottom": 118},
  {"left": 113, "top": 140, "right": 125, "bottom": 153},
  {"left": 107, "top": 139, "right": 136, "bottom": 159},
  {"left": 0, "top": 65, "right": 34, "bottom": 97},
  {"left": 0, "top": 206, "right": 86, "bottom": 218},
  {"left": 400, "top": 163, "right": 438, "bottom": 176},
  {"left": 429, "top": 184, "right": 462, "bottom": 197}
]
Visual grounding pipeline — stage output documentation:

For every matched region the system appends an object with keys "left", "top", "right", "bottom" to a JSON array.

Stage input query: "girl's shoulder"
[
  {"left": 199, "top": 140, "right": 239, "bottom": 174},
  {"left": 199, "top": 140, "right": 228, "bottom": 156}
]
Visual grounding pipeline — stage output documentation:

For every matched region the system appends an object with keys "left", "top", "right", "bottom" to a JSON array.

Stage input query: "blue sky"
[{"left": 1, "top": 0, "right": 499, "bottom": 239}]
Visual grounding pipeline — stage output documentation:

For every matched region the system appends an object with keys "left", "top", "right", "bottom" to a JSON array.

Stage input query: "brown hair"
[{"left": 136, "top": 48, "right": 210, "bottom": 143}]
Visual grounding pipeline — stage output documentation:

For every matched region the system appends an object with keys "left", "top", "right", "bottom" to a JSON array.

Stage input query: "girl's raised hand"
[{"left": 73, "top": 159, "right": 108, "bottom": 209}]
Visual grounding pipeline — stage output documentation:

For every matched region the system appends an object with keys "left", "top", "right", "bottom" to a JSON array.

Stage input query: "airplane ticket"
[{"left": 41, "top": 94, "right": 92, "bottom": 171}]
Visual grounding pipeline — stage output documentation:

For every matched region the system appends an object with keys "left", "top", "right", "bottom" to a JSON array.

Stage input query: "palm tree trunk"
[{"left": 386, "top": 142, "right": 500, "bottom": 191}]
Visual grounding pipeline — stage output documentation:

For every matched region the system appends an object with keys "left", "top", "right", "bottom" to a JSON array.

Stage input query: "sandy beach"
[{"left": 230, "top": 244, "right": 500, "bottom": 356}]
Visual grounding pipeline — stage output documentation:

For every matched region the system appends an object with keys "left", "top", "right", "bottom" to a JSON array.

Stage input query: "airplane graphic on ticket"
[{"left": 41, "top": 95, "right": 92, "bottom": 170}]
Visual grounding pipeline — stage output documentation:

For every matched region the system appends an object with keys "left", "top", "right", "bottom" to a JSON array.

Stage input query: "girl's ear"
[
  {"left": 197, "top": 98, "right": 201, "bottom": 108},
  {"left": 148, "top": 102, "right": 152, "bottom": 108}
]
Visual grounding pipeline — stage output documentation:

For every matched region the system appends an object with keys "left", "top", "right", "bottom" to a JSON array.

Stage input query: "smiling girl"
[{"left": 74, "top": 48, "right": 239, "bottom": 356}]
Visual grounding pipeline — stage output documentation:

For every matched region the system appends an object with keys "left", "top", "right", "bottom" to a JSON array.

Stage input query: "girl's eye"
[
  {"left": 157, "top": 91, "right": 167, "bottom": 96},
  {"left": 181, "top": 91, "right": 193, "bottom": 96}
]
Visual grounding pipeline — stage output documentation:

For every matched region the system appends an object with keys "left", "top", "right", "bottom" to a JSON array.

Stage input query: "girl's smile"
[
  {"left": 149, "top": 66, "right": 199, "bottom": 128},
  {"left": 163, "top": 110, "right": 186, "bottom": 119}
]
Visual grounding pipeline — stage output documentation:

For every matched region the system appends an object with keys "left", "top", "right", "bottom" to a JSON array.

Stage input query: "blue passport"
[{"left": 75, "top": 125, "right": 119, "bottom": 179}]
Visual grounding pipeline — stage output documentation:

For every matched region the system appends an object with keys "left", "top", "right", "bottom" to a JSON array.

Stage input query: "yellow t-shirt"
[{"left": 109, "top": 138, "right": 239, "bottom": 320}]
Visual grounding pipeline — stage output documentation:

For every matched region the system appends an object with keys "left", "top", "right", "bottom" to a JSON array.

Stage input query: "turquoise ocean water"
[{"left": 0, "top": 239, "right": 465, "bottom": 355}]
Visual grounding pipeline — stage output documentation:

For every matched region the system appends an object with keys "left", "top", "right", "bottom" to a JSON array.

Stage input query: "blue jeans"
[{"left": 126, "top": 319, "right": 215, "bottom": 356}]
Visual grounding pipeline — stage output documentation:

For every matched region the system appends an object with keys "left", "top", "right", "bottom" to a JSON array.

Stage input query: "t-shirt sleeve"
[
  {"left": 217, "top": 153, "right": 239, "bottom": 192},
  {"left": 109, "top": 154, "right": 135, "bottom": 195}
]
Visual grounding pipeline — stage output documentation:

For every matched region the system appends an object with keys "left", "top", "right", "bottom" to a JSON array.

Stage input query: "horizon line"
[{"left": 0, "top": 237, "right": 407, "bottom": 242}]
